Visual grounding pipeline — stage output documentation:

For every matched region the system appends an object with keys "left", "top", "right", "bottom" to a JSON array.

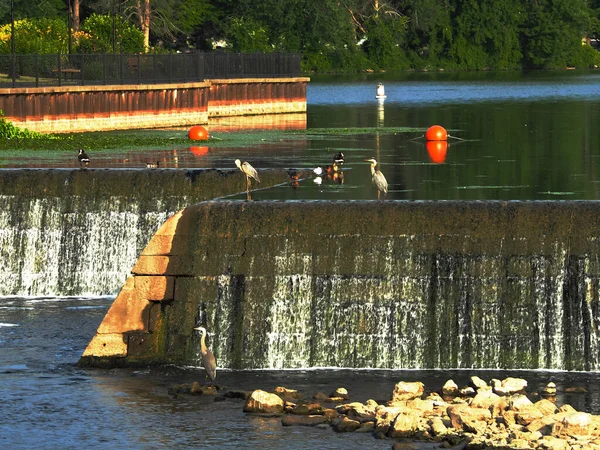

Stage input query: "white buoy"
[{"left": 376, "top": 82, "right": 387, "bottom": 99}]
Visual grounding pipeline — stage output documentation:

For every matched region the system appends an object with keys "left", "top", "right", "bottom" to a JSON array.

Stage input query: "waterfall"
[
  {"left": 0, "top": 194, "right": 179, "bottom": 297},
  {"left": 172, "top": 201, "right": 600, "bottom": 371}
]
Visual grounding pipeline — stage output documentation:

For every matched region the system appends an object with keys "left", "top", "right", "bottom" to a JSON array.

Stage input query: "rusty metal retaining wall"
[{"left": 0, "top": 77, "right": 309, "bottom": 133}]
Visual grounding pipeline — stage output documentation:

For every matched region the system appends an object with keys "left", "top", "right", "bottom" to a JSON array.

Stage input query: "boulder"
[
  {"left": 391, "top": 381, "right": 424, "bottom": 402},
  {"left": 470, "top": 389, "right": 500, "bottom": 409},
  {"left": 534, "top": 399, "right": 558, "bottom": 416},
  {"left": 515, "top": 408, "right": 544, "bottom": 426},
  {"left": 281, "top": 414, "right": 328, "bottom": 427},
  {"left": 494, "top": 377, "right": 527, "bottom": 396},
  {"left": 388, "top": 413, "right": 419, "bottom": 438},
  {"left": 243, "top": 389, "right": 284, "bottom": 414},
  {"left": 541, "top": 382, "right": 557, "bottom": 397},
  {"left": 539, "top": 435, "right": 572, "bottom": 450},
  {"left": 332, "top": 416, "right": 361, "bottom": 432},
  {"left": 313, "top": 391, "right": 328, "bottom": 401},
  {"left": 508, "top": 394, "right": 534, "bottom": 411},
  {"left": 330, "top": 387, "right": 349, "bottom": 400},
  {"left": 290, "top": 402, "right": 323, "bottom": 415},
  {"left": 274, "top": 386, "right": 302, "bottom": 400},
  {"left": 552, "top": 412, "right": 592, "bottom": 437},
  {"left": 429, "top": 417, "right": 448, "bottom": 436},
  {"left": 447, "top": 405, "right": 491, "bottom": 433},
  {"left": 442, "top": 379, "right": 460, "bottom": 397},
  {"left": 470, "top": 375, "right": 488, "bottom": 391}
]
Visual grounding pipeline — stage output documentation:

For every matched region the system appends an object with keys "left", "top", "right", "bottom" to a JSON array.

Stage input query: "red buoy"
[
  {"left": 426, "top": 141, "right": 448, "bottom": 164},
  {"left": 425, "top": 125, "right": 448, "bottom": 141},
  {"left": 190, "top": 146, "right": 209, "bottom": 156},
  {"left": 188, "top": 126, "right": 209, "bottom": 141}
]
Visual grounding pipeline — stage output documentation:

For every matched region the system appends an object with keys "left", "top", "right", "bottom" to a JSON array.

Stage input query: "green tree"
[
  {"left": 76, "top": 13, "right": 144, "bottom": 53},
  {"left": 520, "top": 0, "right": 590, "bottom": 69}
]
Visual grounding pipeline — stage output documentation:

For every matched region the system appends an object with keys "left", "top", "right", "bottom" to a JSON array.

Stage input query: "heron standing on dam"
[
  {"left": 365, "top": 158, "right": 388, "bottom": 199},
  {"left": 194, "top": 326, "right": 217, "bottom": 382},
  {"left": 235, "top": 159, "right": 260, "bottom": 191}
]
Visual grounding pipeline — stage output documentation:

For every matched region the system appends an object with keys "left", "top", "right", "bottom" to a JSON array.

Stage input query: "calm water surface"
[{"left": 4, "top": 72, "right": 600, "bottom": 448}]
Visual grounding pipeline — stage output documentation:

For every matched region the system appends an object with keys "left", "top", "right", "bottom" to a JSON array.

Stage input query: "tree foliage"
[{"left": 0, "top": 0, "right": 598, "bottom": 72}]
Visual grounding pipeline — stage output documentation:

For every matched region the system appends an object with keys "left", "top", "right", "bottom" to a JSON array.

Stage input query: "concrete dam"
[{"left": 1, "top": 170, "right": 599, "bottom": 371}]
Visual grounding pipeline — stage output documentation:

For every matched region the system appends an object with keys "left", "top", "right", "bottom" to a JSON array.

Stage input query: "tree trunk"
[
  {"left": 136, "top": 0, "right": 151, "bottom": 52},
  {"left": 73, "top": 0, "right": 80, "bottom": 30}
]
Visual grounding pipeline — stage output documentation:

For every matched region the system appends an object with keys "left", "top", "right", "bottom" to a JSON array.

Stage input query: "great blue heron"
[
  {"left": 194, "top": 326, "right": 217, "bottom": 382},
  {"left": 365, "top": 158, "right": 388, "bottom": 199},
  {"left": 235, "top": 159, "right": 260, "bottom": 190},
  {"left": 78, "top": 149, "right": 90, "bottom": 169}
]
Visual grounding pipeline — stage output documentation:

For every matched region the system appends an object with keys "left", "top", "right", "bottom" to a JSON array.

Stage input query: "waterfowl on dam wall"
[
  {"left": 365, "top": 158, "right": 388, "bottom": 199},
  {"left": 235, "top": 159, "right": 261, "bottom": 190},
  {"left": 313, "top": 152, "right": 345, "bottom": 176},
  {"left": 146, "top": 161, "right": 160, "bottom": 169},
  {"left": 193, "top": 326, "right": 217, "bottom": 382},
  {"left": 77, "top": 149, "right": 90, "bottom": 169}
]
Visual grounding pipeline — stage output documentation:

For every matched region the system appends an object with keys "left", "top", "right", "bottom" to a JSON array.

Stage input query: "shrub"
[{"left": 76, "top": 14, "right": 144, "bottom": 54}]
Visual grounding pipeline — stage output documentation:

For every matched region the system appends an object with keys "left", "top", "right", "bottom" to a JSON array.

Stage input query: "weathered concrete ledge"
[{"left": 79, "top": 201, "right": 600, "bottom": 371}]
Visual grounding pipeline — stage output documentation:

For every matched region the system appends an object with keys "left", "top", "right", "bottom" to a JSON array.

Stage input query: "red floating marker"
[
  {"left": 425, "top": 125, "right": 448, "bottom": 141},
  {"left": 188, "top": 125, "right": 209, "bottom": 141},
  {"left": 190, "top": 146, "right": 209, "bottom": 156},
  {"left": 426, "top": 140, "right": 448, "bottom": 164}
]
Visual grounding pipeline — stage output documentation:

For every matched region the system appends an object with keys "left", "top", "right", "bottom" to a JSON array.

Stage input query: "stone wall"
[{"left": 79, "top": 201, "right": 600, "bottom": 371}]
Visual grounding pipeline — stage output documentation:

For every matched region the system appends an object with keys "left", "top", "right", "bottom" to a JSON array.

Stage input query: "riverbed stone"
[
  {"left": 470, "top": 375, "right": 488, "bottom": 391},
  {"left": 552, "top": 412, "right": 592, "bottom": 438},
  {"left": 330, "top": 387, "right": 349, "bottom": 400},
  {"left": 495, "top": 377, "right": 528, "bottom": 396},
  {"left": 442, "top": 379, "right": 460, "bottom": 396},
  {"left": 391, "top": 381, "right": 425, "bottom": 402},
  {"left": 332, "top": 416, "right": 361, "bottom": 432},
  {"left": 281, "top": 414, "right": 327, "bottom": 427},
  {"left": 243, "top": 389, "right": 284, "bottom": 414},
  {"left": 470, "top": 389, "right": 501, "bottom": 409}
]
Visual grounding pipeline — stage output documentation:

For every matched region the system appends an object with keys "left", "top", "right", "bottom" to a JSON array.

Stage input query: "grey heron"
[
  {"left": 365, "top": 158, "right": 388, "bottom": 199},
  {"left": 194, "top": 326, "right": 217, "bottom": 382},
  {"left": 235, "top": 159, "right": 260, "bottom": 190}
]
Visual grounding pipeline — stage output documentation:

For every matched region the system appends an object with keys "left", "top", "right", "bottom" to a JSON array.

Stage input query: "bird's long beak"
[{"left": 193, "top": 327, "right": 202, "bottom": 331}]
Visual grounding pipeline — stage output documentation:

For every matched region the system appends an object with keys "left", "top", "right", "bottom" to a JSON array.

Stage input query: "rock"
[
  {"left": 274, "top": 386, "right": 303, "bottom": 399},
  {"left": 290, "top": 402, "right": 323, "bottom": 415},
  {"left": 224, "top": 390, "right": 251, "bottom": 400},
  {"left": 331, "top": 416, "right": 361, "bottom": 432},
  {"left": 527, "top": 415, "right": 557, "bottom": 434},
  {"left": 430, "top": 417, "right": 448, "bottom": 435},
  {"left": 281, "top": 414, "right": 328, "bottom": 427},
  {"left": 388, "top": 413, "right": 419, "bottom": 438},
  {"left": 447, "top": 405, "right": 491, "bottom": 433},
  {"left": 534, "top": 399, "right": 558, "bottom": 416},
  {"left": 243, "top": 390, "right": 284, "bottom": 414},
  {"left": 508, "top": 394, "right": 534, "bottom": 411},
  {"left": 391, "top": 381, "right": 425, "bottom": 402},
  {"left": 338, "top": 401, "right": 377, "bottom": 420},
  {"left": 322, "top": 408, "right": 339, "bottom": 420},
  {"left": 313, "top": 391, "right": 328, "bottom": 401},
  {"left": 565, "top": 386, "right": 588, "bottom": 394},
  {"left": 405, "top": 398, "right": 436, "bottom": 415},
  {"left": 330, "top": 387, "right": 349, "bottom": 400},
  {"left": 356, "top": 422, "right": 375, "bottom": 433},
  {"left": 442, "top": 379, "right": 460, "bottom": 396},
  {"left": 470, "top": 375, "right": 488, "bottom": 391},
  {"left": 515, "top": 408, "right": 544, "bottom": 426},
  {"left": 494, "top": 377, "right": 527, "bottom": 396},
  {"left": 558, "top": 404, "right": 577, "bottom": 414},
  {"left": 539, "top": 435, "right": 571, "bottom": 450},
  {"left": 541, "top": 382, "right": 557, "bottom": 396},
  {"left": 552, "top": 412, "right": 592, "bottom": 437},
  {"left": 459, "top": 386, "right": 476, "bottom": 397},
  {"left": 470, "top": 389, "right": 500, "bottom": 409}
]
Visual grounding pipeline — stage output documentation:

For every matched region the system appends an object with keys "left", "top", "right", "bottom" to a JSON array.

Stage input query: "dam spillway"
[
  {"left": 78, "top": 200, "right": 600, "bottom": 372},
  {"left": 0, "top": 169, "right": 293, "bottom": 297}
]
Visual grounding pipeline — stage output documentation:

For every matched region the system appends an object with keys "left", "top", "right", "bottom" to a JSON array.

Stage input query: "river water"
[{"left": 4, "top": 71, "right": 600, "bottom": 448}]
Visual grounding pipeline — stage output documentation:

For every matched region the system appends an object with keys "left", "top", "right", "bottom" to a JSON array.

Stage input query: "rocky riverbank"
[{"left": 171, "top": 376, "right": 600, "bottom": 449}]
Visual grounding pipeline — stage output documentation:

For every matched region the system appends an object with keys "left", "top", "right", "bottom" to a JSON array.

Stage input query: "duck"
[
  {"left": 77, "top": 149, "right": 90, "bottom": 169},
  {"left": 146, "top": 161, "right": 160, "bottom": 168},
  {"left": 313, "top": 152, "right": 345, "bottom": 176}
]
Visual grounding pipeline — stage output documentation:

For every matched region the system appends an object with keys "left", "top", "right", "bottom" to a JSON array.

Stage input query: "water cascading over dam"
[
  {"left": 79, "top": 200, "right": 600, "bottom": 371},
  {"left": 0, "top": 169, "right": 294, "bottom": 297}
]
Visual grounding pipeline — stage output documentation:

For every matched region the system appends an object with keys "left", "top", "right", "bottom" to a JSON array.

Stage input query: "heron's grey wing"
[
  {"left": 244, "top": 163, "right": 260, "bottom": 183},
  {"left": 374, "top": 172, "right": 388, "bottom": 193},
  {"left": 203, "top": 348, "right": 217, "bottom": 381}
]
